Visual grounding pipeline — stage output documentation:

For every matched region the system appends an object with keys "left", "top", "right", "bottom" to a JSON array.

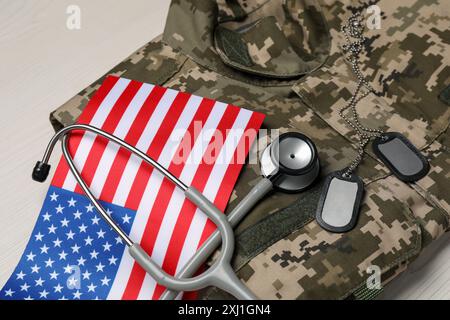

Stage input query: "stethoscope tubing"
[
  {"left": 40, "top": 124, "right": 257, "bottom": 299},
  {"left": 160, "top": 177, "right": 273, "bottom": 300},
  {"left": 36, "top": 125, "right": 318, "bottom": 300}
]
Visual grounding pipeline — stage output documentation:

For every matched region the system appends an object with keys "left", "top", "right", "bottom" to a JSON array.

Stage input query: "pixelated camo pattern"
[{"left": 50, "top": 0, "right": 449, "bottom": 300}]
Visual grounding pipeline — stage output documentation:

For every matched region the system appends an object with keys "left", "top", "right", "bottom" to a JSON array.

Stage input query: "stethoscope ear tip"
[{"left": 32, "top": 161, "right": 51, "bottom": 183}]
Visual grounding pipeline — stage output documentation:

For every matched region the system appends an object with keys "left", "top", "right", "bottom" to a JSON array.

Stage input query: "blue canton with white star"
[{"left": 1, "top": 186, "right": 136, "bottom": 300}]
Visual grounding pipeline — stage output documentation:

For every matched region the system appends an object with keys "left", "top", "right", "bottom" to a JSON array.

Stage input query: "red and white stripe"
[{"left": 51, "top": 76, "right": 265, "bottom": 300}]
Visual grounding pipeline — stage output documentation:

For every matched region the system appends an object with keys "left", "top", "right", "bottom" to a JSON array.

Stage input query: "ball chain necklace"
[{"left": 315, "top": 12, "right": 430, "bottom": 233}]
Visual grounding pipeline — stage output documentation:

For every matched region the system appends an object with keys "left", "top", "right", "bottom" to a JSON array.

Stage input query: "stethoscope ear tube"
[
  {"left": 126, "top": 186, "right": 256, "bottom": 299},
  {"left": 34, "top": 124, "right": 257, "bottom": 300},
  {"left": 34, "top": 124, "right": 319, "bottom": 300}
]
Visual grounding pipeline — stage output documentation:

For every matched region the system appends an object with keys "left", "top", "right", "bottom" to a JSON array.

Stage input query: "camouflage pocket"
[
  {"left": 205, "top": 177, "right": 423, "bottom": 300},
  {"left": 291, "top": 49, "right": 450, "bottom": 236},
  {"left": 292, "top": 54, "right": 450, "bottom": 151},
  {"left": 409, "top": 133, "right": 450, "bottom": 243}
]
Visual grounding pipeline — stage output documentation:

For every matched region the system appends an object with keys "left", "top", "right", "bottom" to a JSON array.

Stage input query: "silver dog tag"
[
  {"left": 316, "top": 171, "right": 364, "bottom": 233},
  {"left": 373, "top": 132, "right": 429, "bottom": 182}
]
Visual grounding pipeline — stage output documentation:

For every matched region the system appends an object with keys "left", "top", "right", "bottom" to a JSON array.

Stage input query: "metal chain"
[{"left": 339, "top": 12, "right": 385, "bottom": 178}]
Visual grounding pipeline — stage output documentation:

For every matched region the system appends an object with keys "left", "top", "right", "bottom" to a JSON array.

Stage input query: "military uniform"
[{"left": 50, "top": 0, "right": 450, "bottom": 300}]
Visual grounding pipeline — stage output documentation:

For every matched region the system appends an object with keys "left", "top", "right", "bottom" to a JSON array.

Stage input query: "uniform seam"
[
  {"left": 371, "top": 93, "right": 450, "bottom": 151},
  {"left": 419, "top": 121, "right": 450, "bottom": 151},
  {"left": 340, "top": 202, "right": 422, "bottom": 300},
  {"left": 367, "top": 173, "right": 449, "bottom": 229},
  {"left": 412, "top": 131, "right": 450, "bottom": 227},
  {"left": 158, "top": 55, "right": 189, "bottom": 87},
  {"left": 411, "top": 184, "right": 450, "bottom": 228}
]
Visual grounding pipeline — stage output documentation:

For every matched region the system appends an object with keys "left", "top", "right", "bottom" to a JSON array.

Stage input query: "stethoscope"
[{"left": 33, "top": 124, "right": 320, "bottom": 300}]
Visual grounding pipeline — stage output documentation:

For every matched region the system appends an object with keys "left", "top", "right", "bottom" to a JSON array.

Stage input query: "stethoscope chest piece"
[{"left": 260, "top": 132, "right": 320, "bottom": 193}]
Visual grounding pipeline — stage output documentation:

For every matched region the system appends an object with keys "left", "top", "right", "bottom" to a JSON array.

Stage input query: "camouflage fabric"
[{"left": 50, "top": 0, "right": 450, "bottom": 300}]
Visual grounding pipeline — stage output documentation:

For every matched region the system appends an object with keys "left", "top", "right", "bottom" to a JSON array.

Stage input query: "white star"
[
  {"left": 20, "top": 283, "right": 30, "bottom": 292},
  {"left": 122, "top": 214, "right": 131, "bottom": 224},
  {"left": 71, "top": 244, "right": 81, "bottom": 253},
  {"left": 91, "top": 216, "right": 100, "bottom": 225},
  {"left": 40, "top": 244, "right": 50, "bottom": 254},
  {"left": 43, "top": 212, "right": 52, "bottom": 221},
  {"left": 86, "top": 204, "right": 94, "bottom": 213},
  {"left": 90, "top": 250, "right": 99, "bottom": 259},
  {"left": 102, "top": 242, "right": 112, "bottom": 252},
  {"left": 26, "top": 252, "right": 36, "bottom": 261},
  {"left": 31, "top": 264, "right": 40, "bottom": 274},
  {"left": 55, "top": 204, "right": 65, "bottom": 214},
  {"left": 48, "top": 224, "right": 57, "bottom": 234},
  {"left": 87, "top": 283, "right": 97, "bottom": 293},
  {"left": 73, "top": 210, "right": 82, "bottom": 219},
  {"left": 97, "top": 229, "right": 106, "bottom": 239},
  {"left": 67, "top": 277, "right": 78, "bottom": 287},
  {"left": 100, "top": 276, "right": 111, "bottom": 286},
  {"left": 60, "top": 218, "right": 70, "bottom": 227},
  {"left": 16, "top": 271, "right": 26, "bottom": 280},
  {"left": 24, "top": 295, "right": 34, "bottom": 300},
  {"left": 53, "top": 238, "right": 62, "bottom": 248},
  {"left": 54, "top": 284, "right": 63, "bottom": 293},
  {"left": 63, "top": 264, "right": 73, "bottom": 274},
  {"left": 78, "top": 224, "right": 87, "bottom": 233},
  {"left": 82, "top": 270, "right": 92, "bottom": 280},
  {"left": 96, "top": 262, "right": 105, "bottom": 272},
  {"left": 66, "top": 230, "right": 75, "bottom": 240},
  {"left": 35, "top": 277, "right": 45, "bottom": 287},
  {"left": 4, "top": 289, "right": 14, "bottom": 297},
  {"left": 68, "top": 198, "right": 77, "bottom": 207},
  {"left": 106, "top": 208, "right": 113, "bottom": 216},
  {"left": 73, "top": 290, "right": 82, "bottom": 300},
  {"left": 44, "top": 258, "right": 55, "bottom": 268},
  {"left": 108, "top": 255, "right": 118, "bottom": 265},
  {"left": 49, "top": 192, "right": 59, "bottom": 201},
  {"left": 77, "top": 256, "right": 86, "bottom": 266},
  {"left": 115, "top": 236, "right": 123, "bottom": 244},
  {"left": 84, "top": 236, "right": 93, "bottom": 246},
  {"left": 34, "top": 232, "right": 44, "bottom": 241},
  {"left": 58, "top": 250, "right": 67, "bottom": 260},
  {"left": 39, "top": 290, "right": 49, "bottom": 299},
  {"left": 59, "top": 296, "right": 68, "bottom": 301},
  {"left": 49, "top": 271, "right": 59, "bottom": 280}
]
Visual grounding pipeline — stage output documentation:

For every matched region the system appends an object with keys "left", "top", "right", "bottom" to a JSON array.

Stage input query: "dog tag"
[
  {"left": 316, "top": 171, "right": 364, "bottom": 233},
  {"left": 373, "top": 132, "right": 429, "bottom": 182}
]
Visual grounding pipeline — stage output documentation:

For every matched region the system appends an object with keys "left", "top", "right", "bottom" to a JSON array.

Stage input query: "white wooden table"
[{"left": 0, "top": 0, "right": 448, "bottom": 300}]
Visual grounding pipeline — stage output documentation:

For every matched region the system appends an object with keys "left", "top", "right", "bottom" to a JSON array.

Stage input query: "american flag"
[{"left": 1, "top": 76, "right": 265, "bottom": 300}]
